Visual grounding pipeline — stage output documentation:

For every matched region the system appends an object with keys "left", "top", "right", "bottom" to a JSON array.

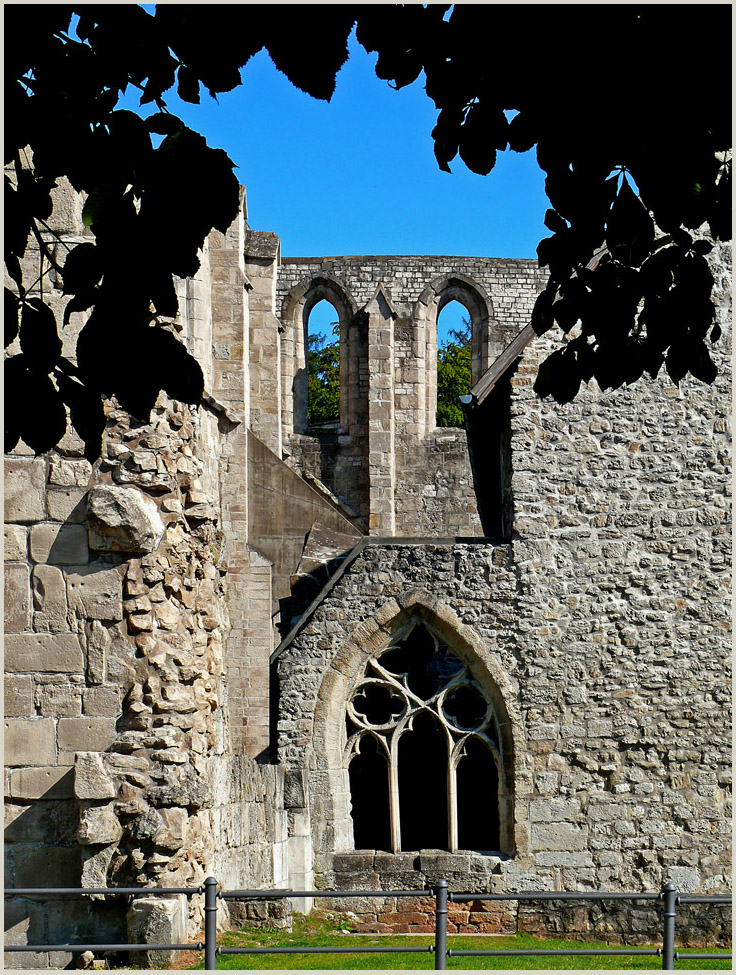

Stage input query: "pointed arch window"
[{"left": 345, "top": 623, "right": 505, "bottom": 854}]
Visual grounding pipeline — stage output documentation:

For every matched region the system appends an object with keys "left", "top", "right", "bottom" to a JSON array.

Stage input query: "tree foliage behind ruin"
[{"left": 5, "top": 5, "right": 731, "bottom": 458}]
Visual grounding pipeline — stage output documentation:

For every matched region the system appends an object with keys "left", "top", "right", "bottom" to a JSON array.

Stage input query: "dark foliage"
[{"left": 5, "top": 6, "right": 730, "bottom": 458}]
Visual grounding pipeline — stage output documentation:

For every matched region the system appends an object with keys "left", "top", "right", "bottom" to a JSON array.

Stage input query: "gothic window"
[
  {"left": 345, "top": 623, "right": 504, "bottom": 854},
  {"left": 436, "top": 299, "right": 471, "bottom": 429},
  {"left": 306, "top": 298, "right": 340, "bottom": 428}
]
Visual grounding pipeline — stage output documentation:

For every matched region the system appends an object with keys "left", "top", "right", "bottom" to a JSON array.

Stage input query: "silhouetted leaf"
[
  {"left": 20, "top": 298, "right": 62, "bottom": 371},
  {"left": 177, "top": 64, "right": 200, "bottom": 104},
  {"left": 18, "top": 370, "right": 67, "bottom": 453},
  {"left": 606, "top": 178, "right": 655, "bottom": 267},
  {"left": 507, "top": 111, "right": 538, "bottom": 153},
  {"left": 63, "top": 290, "right": 99, "bottom": 328},
  {"left": 56, "top": 372, "right": 106, "bottom": 460},
  {"left": 531, "top": 288, "right": 555, "bottom": 335},
  {"left": 146, "top": 112, "right": 184, "bottom": 136},
  {"left": 61, "top": 243, "right": 104, "bottom": 295},
  {"left": 5, "top": 288, "right": 20, "bottom": 347},
  {"left": 534, "top": 346, "right": 581, "bottom": 403}
]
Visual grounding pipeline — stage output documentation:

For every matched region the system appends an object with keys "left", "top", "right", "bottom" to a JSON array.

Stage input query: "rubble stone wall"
[
  {"left": 274, "top": 242, "right": 731, "bottom": 941},
  {"left": 4, "top": 183, "right": 290, "bottom": 967}
]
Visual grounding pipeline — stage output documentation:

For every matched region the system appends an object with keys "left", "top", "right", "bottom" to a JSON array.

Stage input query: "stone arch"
[
  {"left": 309, "top": 590, "right": 526, "bottom": 867},
  {"left": 413, "top": 273, "right": 501, "bottom": 432},
  {"left": 280, "top": 274, "right": 358, "bottom": 435}
]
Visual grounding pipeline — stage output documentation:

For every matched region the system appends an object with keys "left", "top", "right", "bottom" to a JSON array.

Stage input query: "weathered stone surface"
[
  {"left": 4, "top": 718, "right": 56, "bottom": 767},
  {"left": 4, "top": 524, "right": 28, "bottom": 561},
  {"left": 58, "top": 717, "right": 117, "bottom": 754},
  {"left": 82, "top": 685, "right": 121, "bottom": 717},
  {"left": 126, "top": 896, "right": 187, "bottom": 968},
  {"left": 14, "top": 845, "right": 81, "bottom": 887},
  {"left": 86, "top": 485, "right": 165, "bottom": 553},
  {"left": 75, "top": 752, "right": 116, "bottom": 800},
  {"left": 47, "top": 486, "right": 87, "bottom": 523},
  {"left": 5, "top": 562, "right": 31, "bottom": 632},
  {"left": 29, "top": 523, "right": 89, "bottom": 565},
  {"left": 9, "top": 767, "right": 75, "bottom": 800},
  {"left": 80, "top": 842, "right": 117, "bottom": 888},
  {"left": 4, "top": 674, "right": 34, "bottom": 716},
  {"left": 36, "top": 680, "right": 83, "bottom": 716},
  {"left": 48, "top": 459, "right": 92, "bottom": 487},
  {"left": 32, "top": 564, "right": 69, "bottom": 632},
  {"left": 5, "top": 459, "right": 45, "bottom": 522},
  {"left": 66, "top": 564, "right": 123, "bottom": 621},
  {"left": 5, "top": 633, "right": 84, "bottom": 673},
  {"left": 78, "top": 803, "right": 124, "bottom": 845}
]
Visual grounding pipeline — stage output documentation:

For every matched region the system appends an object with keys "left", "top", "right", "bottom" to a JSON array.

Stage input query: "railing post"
[
  {"left": 661, "top": 882, "right": 676, "bottom": 970},
  {"left": 434, "top": 879, "right": 448, "bottom": 971},
  {"left": 204, "top": 876, "right": 218, "bottom": 971}
]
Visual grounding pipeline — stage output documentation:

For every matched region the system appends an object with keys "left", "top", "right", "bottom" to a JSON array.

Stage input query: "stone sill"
[{"left": 333, "top": 851, "right": 504, "bottom": 873}]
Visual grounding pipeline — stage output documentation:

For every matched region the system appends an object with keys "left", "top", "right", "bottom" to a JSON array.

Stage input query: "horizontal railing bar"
[
  {"left": 675, "top": 952, "right": 733, "bottom": 960},
  {"left": 677, "top": 896, "right": 733, "bottom": 904},
  {"left": 450, "top": 891, "right": 661, "bottom": 902},
  {"left": 219, "top": 889, "right": 432, "bottom": 899},
  {"left": 448, "top": 948, "right": 661, "bottom": 957},
  {"left": 5, "top": 887, "right": 200, "bottom": 897},
  {"left": 218, "top": 946, "right": 433, "bottom": 954},
  {"left": 5, "top": 944, "right": 202, "bottom": 953}
]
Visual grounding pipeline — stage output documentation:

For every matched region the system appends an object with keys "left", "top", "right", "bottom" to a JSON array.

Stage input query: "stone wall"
[
  {"left": 276, "top": 256, "right": 547, "bottom": 537},
  {"left": 273, "top": 241, "right": 731, "bottom": 941},
  {"left": 4, "top": 182, "right": 292, "bottom": 966},
  {"left": 4, "top": 176, "right": 731, "bottom": 957}
]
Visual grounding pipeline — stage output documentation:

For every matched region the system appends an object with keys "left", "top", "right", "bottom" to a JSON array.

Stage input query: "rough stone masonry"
[{"left": 4, "top": 178, "right": 732, "bottom": 965}]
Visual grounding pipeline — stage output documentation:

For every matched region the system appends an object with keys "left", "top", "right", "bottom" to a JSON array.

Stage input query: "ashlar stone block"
[
  {"left": 9, "top": 767, "right": 75, "bottom": 800},
  {"left": 4, "top": 675, "right": 34, "bottom": 716},
  {"left": 4, "top": 525, "right": 28, "bottom": 561},
  {"left": 66, "top": 564, "right": 123, "bottom": 621},
  {"left": 4, "top": 718, "right": 56, "bottom": 767},
  {"left": 5, "top": 459, "right": 45, "bottom": 523},
  {"left": 5, "top": 633, "right": 84, "bottom": 673},
  {"left": 29, "top": 523, "right": 89, "bottom": 565},
  {"left": 5, "top": 563, "right": 31, "bottom": 632},
  {"left": 58, "top": 717, "right": 116, "bottom": 754},
  {"left": 36, "top": 680, "right": 83, "bottom": 717},
  {"left": 31, "top": 564, "right": 69, "bottom": 632},
  {"left": 126, "top": 896, "right": 187, "bottom": 968}
]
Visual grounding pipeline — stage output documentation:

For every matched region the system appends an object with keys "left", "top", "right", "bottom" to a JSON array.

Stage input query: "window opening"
[
  {"left": 346, "top": 622, "right": 503, "bottom": 854},
  {"left": 398, "top": 710, "right": 448, "bottom": 851},
  {"left": 306, "top": 298, "right": 339, "bottom": 427},
  {"left": 349, "top": 734, "right": 391, "bottom": 851},
  {"left": 456, "top": 736, "right": 500, "bottom": 852},
  {"left": 436, "top": 300, "right": 472, "bottom": 428}
]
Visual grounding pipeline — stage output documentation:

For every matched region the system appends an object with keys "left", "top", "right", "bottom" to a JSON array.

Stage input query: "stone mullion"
[
  {"left": 388, "top": 730, "right": 402, "bottom": 853},
  {"left": 447, "top": 760, "right": 459, "bottom": 854},
  {"left": 366, "top": 292, "right": 396, "bottom": 534}
]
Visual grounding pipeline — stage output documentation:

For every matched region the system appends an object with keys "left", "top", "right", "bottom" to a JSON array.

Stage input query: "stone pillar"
[
  {"left": 245, "top": 231, "right": 282, "bottom": 456},
  {"left": 225, "top": 547, "right": 273, "bottom": 759},
  {"left": 365, "top": 286, "right": 397, "bottom": 534}
]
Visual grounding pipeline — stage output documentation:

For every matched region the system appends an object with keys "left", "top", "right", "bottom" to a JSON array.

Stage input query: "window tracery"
[{"left": 346, "top": 623, "right": 502, "bottom": 854}]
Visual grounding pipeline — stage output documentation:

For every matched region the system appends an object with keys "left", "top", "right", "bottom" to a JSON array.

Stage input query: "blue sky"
[{"left": 121, "top": 12, "right": 549, "bottom": 343}]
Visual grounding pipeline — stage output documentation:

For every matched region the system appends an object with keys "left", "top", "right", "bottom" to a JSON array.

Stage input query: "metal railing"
[{"left": 4, "top": 879, "right": 731, "bottom": 970}]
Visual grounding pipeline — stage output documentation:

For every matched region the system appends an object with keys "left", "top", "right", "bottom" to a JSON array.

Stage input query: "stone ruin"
[{"left": 4, "top": 180, "right": 732, "bottom": 965}]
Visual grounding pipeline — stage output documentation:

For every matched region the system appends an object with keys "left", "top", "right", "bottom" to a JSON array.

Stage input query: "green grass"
[{"left": 190, "top": 913, "right": 732, "bottom": 971}]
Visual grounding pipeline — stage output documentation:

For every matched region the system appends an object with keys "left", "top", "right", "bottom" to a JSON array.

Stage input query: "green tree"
[
  {"left": 5, "top": 5, "right": 730, "bottom": 457},
  {"left": 307, "top": 331, "right": 340, "bottom": 426},
  {"left": 436, "top": 323, "right": 471, "bottom": 428}
]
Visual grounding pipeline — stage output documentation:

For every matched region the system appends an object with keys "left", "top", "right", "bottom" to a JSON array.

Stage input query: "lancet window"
[{"left": 346, "top": 623, "right": 503, "bottom": 854}]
